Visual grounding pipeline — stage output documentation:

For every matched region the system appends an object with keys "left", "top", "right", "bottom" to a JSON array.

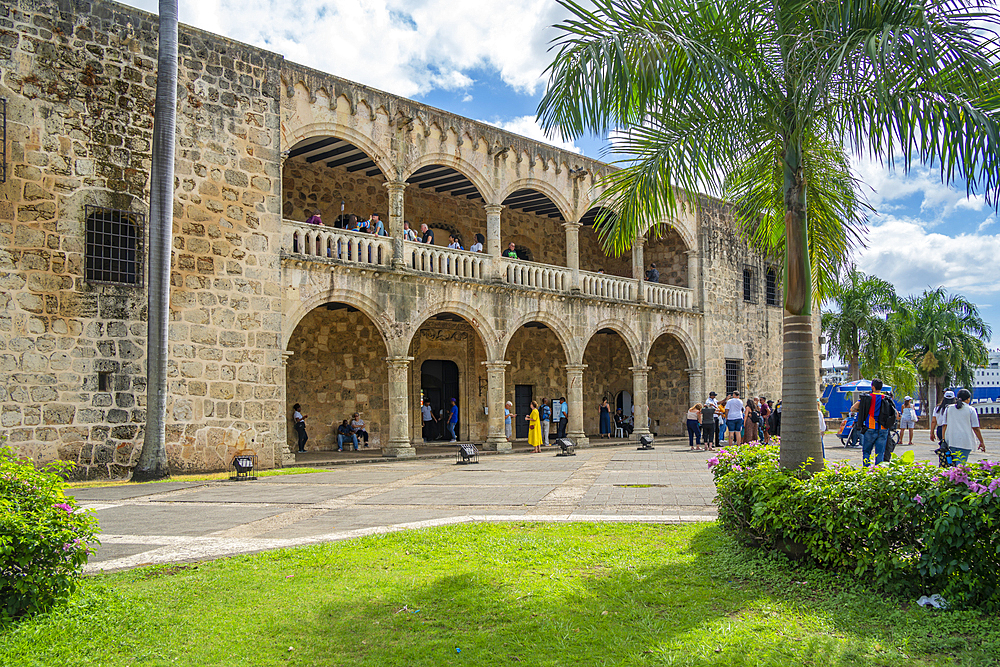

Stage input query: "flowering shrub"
[
  {"left": 0, "top": 446, "right": 101, "bottom": 622},
  {"left": 711, "top": 442, "right": 1000, "bottom": 610}
]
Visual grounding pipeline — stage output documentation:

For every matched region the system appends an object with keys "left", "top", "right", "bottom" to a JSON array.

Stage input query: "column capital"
[
  {"left": 564, "top": 363, "right": 588, "bottom": 373},
  {"left": 561, "top": 220, "right": 583, "bottom": 232},
  {"left": 383, "top": 180, "right": 407, "bottom": 193},
  {"left": 686, "top": 367, "right": 704, "bottom": 377},
  {"left": 482, "top": 360, "right": 511, "bottom": 371},
  {"left": 386, "top": 355, "right": 414, "bottom": 368},
  {"left": 632, "top": 237, "right": 645, "bottom": 248},
  {"left": 629, "top": 365, "right": 652, "bottom": 375},
  {"left": 281, "top": 351, "right": 294, "bottom": 366},
  {"left": 484, "top": 203, "right": 504, "bottom": 215},
  {"left": 684, "top": 248, "right": 698, "bottom": 257}
]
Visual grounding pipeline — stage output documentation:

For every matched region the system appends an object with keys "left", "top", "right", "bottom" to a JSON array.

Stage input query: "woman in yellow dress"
[{"left": 527, "top": 400, "right": 542, "bottom": 453}]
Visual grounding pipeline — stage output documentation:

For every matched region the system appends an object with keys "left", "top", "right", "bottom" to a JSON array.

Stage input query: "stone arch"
[
  {"left": 283, "top": 122, "right": 395, "bottom": 181},
  {"left": 283, "top": 287, "right": 389, "bottom": 352},
  {"left": 497, "top": 179, "right": 574, "bottom": 223},
  {"left": 500, "top": 310, "right": 578, "bottom": 364},
  {"left": 406, "top": 302, "right": 501, "bottom": 361},
  {"left": 401, "top": 152, "right": 494, "bottom": 203},
  {"left": 644, "top": 329, "right": 693, "bottom": 437},
  {"left": 581, "top": 319, "right": 642, "bottom": 368},
  {"left": 645, "top": 324, "right": 698, "bottom": 369}
]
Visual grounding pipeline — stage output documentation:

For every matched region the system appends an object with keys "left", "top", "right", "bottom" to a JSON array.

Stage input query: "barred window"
[
  {"left": 765, "top": 267, "right": 779, "bottom": 306},
  {"left": 725, "top": 359, "right": 743, "bottom": 396},
  {"left": 85, "top": 205, "right": 144, "bottom": 285},
  {"left": 742, "top": 267, "right": 755, "bottom": 303}
]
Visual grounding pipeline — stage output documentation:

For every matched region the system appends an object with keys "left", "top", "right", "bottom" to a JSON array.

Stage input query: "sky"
[{"left": 121, "top": 0, "right": 999, "bottom": 349}]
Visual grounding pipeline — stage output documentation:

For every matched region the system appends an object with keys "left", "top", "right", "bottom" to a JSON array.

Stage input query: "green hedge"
[
  {"left": 0, "top": 446, "right": 101, "bottom": 623},
  {"left": 711, "top": 442, "right": 1000, "bottom": 610}
]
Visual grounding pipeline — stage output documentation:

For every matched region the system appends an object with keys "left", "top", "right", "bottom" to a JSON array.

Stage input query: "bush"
[
  {"left": 0, "top": 445, "right": 101, "bottom": 623},
  {"left": 711, "top": 442, "right": 1000, "bottom": 610}
]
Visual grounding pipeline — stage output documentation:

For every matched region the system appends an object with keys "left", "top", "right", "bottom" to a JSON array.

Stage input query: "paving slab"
[
  {"left": 67, "top": 482, "right": 208, "bottom": 501},
  {"left": 92, "top": 504, "right": 287, "bottom": 538},
  {"left": 358, "top": 484, "right": 557, "bottom": 506},
  {"left": 259, "top": 466, "right": 439, "bottom": 485},
  {"left": 164, "top": 483, "right": 357, "bottom": 505},
  {"left": 415, "top": 470, "right": 575, "bottom": 485}
]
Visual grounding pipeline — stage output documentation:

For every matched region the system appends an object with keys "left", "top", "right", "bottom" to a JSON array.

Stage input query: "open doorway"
[
  {"left": 514, "top": 385, "right": 533, "bottom": 439},
  {"left": 421, "top": 360, "right": 459, "bottom": 440}
]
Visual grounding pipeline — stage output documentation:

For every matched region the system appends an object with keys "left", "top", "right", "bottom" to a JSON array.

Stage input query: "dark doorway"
[
  {"left": 421, "top": 360, "right": 460, "bottom": 440},
  {"left": 514, "top": 385, "right": 533, "bottom": 439}
]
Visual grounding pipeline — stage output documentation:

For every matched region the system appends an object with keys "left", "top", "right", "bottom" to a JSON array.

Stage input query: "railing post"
[
  {"left": 563, "top": 220, "right": 581, "bottom": 293},
  {"left": 384, "top": 180, "right": 407, "bottom": 269}
]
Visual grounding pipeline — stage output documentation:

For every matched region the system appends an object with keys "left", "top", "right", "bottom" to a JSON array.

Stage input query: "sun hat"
[
  {"left": 944, "top": 390, "right": 955, "bottom": 399},
  {"left": 904, "top": 395, "right": 913, "bottom": 401}
]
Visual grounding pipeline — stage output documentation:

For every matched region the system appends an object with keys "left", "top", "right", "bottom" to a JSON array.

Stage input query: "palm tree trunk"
[
  {"left": 779, "top": 137, "right": 823, "bottom": 473},
  {"left": 133, "top": 0, "right": 178, "bottom": 482},
  {"left": 848, "top": 354, "right": 860, "bottom": 381}
]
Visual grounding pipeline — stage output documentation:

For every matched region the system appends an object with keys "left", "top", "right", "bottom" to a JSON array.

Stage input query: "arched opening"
[
  {"left": 283, "top": 136, "right": 388, "bottom": 227},
  {"left": 582, "top": 328, "right": 634, "bottom": 436},
  {"left": 285, "top": 301, "right": 389, "bottom": 452},
  {"left": 501, "top": 188, "right": 567, "bottom": 266},
  {"left": 647, "top": 333, "right": 691, "bottom": 436},
  {"left": 408, "top": 312, "right": 491, "bottom": 443},
  {"left": 504, "top": 321, "right": 568, "bottom": 440},
  {"left": 404, "top": 165, "right": 487, "bottom": 251},
  {"left": 644, "top": 224, "right": 691, "bottom": 288},
  {"left": 579, "top": 206, "right": 629, "bottom": 276}
]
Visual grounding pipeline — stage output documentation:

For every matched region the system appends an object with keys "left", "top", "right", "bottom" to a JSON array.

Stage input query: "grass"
[
  {"left": 2, "top": 523, "right": 999, "bottom": 666},
  {"left": 65, "top": 467, "right": 331, "bottom": 489}
]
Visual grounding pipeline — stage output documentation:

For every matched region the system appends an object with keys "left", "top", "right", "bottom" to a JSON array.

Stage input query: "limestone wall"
[{"left": 0, "top": 0, "right": 287, "bottom": 476}]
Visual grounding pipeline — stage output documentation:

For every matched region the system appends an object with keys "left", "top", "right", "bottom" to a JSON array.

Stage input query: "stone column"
[
  {"left": 485, "top": 203, "right": 503, "bottom": 280},
  {"left": 383, "top": 356, "right": 416, "bottom": 458},
  {"left": 482, "top": 360, "right": 511, "bottom": 452},
  {"left": 632, "top": 237, "right": 645, "bottom": 303},
  {"left": 630, "top": 365, "right": 651, "bottom": 438},
  {"left": 384, "top": 180, "right": 407, "bottom": 269},
  {"left": 565, "top": 363, "right": 589, "bottom": 446},
  {"left": 563, "top": 221, "right": 582, "bottom": 292},
  {"left": 280, "top": 351, "right": 296, "bottom": 466},
  {"left": 687, "top": 367, "right": 704, "bottom": 411},
  {"left": 686, "top": 249, "right": 699, "bottom": 309}
]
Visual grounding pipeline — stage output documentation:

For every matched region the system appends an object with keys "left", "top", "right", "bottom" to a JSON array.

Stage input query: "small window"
[
  {"left": 742, "top": 267, "right": 755, "bottom": 303},
  {"left": 85, "top": 205, "right": 145, "bottom": 285},
  {"left": 765, "top": 267, "right": 779, "bottom": 306},
  {"left": 98, "top": 372, "right": 113, "bottom": 392},
  {"left": 725, "top": 359, "right": 743, "bottom": 396}
]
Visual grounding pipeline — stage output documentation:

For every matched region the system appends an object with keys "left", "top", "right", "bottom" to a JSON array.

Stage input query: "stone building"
[{"left": 0, "top": 0, "right": 786, "bottom": 478}]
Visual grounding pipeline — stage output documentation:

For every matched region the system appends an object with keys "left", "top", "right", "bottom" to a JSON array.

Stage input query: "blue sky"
[{"left": 120, "top": 0, "right": 999, "bottom": 348}]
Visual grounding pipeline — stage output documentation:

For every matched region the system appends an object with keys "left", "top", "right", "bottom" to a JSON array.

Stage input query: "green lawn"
[{"left": 2, "top": 523, "right": 998, "bottom": 666}]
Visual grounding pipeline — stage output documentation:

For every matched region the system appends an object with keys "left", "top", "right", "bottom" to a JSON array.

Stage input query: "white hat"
[
  {"left": 944, "top": 390, "right": 956, "bottom": 399},
  {"left": 904, "top": 395, "right": 913, "bottom": 401}
]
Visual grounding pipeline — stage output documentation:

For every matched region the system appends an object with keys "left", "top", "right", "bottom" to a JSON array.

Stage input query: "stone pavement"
[{"left": 70, "top": 429, "right": 1000, "bottom": 573}]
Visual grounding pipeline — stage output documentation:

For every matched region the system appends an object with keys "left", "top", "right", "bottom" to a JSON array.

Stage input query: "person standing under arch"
[
  {"left": 527, "top": 400, "right": 542, "bottom": 453},
  {"left": 292, "top": 403, "right": 308, "bottom": 453}
]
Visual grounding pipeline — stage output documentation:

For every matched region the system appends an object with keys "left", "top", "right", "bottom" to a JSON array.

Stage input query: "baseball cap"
[
  {"left": 904, "top": 395, "right": 913, "bottom": 401},
  {"left": 709, "top": 392, "right": 717, "bottom": 397},
  {"left": 944, "top": 390, "right": 955, "bottom": 399}
]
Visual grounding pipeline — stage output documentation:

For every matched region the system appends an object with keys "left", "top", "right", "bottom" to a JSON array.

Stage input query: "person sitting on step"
[
  {"left": 337, "top": 420, "right": 359, "bottom": 451},
  {"left": 350, "top": 413, "right": 370, "bottom": 448}
]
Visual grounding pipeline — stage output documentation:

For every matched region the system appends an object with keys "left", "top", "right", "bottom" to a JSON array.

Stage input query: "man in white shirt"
[{"left": 725, "top": 391, "right": 745, "bottom": 445}]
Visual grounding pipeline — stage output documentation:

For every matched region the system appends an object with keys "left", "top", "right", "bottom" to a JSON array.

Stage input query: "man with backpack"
[{"left": 849, "top": 378, "right": 896, "bottom": 466}]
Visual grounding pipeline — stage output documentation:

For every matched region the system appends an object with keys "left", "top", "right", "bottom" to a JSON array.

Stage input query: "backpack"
[{"left": 857, "top": 393, "right": 896, "bottom": 432}]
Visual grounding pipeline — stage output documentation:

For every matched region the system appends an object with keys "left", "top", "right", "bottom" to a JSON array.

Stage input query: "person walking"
[
  {"left": 700, "top": 400, "right": 718, "bottom": 451},
  {"left": 540, "top": 398, "right": 552, "bottom": 446},
  {"left": 527, "top": 400, "right": 542, "bottom": 453},
  {"left": 558, "top": 397, "right": 569, "bottom": 439},
  {"left": 686, "top": 402, "right": 703, "bottom": 450},
  {"left": 900, "top": 396, "right": 918, "bottom": 446},
  {"left": 930, "top": 390, "right": 957, "bottom": 445},
  {"left": 849, "top": 378, "right": 896, "bottom": 466},
  {"left": 447, "top": 398, "right": 459, "bottom": 442},
  {"left": 599, "top": 398, "right": 612, "bottom": 438},
  {"left": 292, "top": 403, "right": 308, "bottom": 453},
  {"left": 941, "top": 388, "right": 986, "bottom": 454},
  {"left": 505, "top": 401, "right": 514, "bottom": 441},
  {"left": 421, "top": 398, "right": 437, "bottom": 442}
]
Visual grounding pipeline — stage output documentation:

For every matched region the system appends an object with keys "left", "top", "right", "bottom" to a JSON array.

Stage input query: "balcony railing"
[
  {"left": 282, "top": 220, "right": 694, "bottom": 310},
  {"left": 286, "top": 222, "right": 392, "bottom": 267}
]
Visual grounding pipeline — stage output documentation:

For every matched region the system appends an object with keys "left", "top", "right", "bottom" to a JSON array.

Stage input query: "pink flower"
[
  {"left": 707, "top": 457, "right": 719, "bottom": 469},
  {"left": 732, "top": 465, "right": 744, "bottom": 472},
  {"left": 54, "top": 503, "right": 73, "bottom": 514},
  {"left": 913, "top": 495, "right": 924, "bottom": 505}
]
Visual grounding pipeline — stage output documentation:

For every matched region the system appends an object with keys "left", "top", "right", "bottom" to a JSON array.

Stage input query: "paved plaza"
[{"left": 71, "top": 430, "right": 1000, "bottom": 573}]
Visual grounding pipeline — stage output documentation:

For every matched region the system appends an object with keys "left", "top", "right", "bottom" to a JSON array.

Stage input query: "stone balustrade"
[
  {"left": 405, "top": 240, "right": 489, "bottom": 279},
  {"left": 286, "top": 222, "right": 393, "bottom": 267},
  {"left": 502, "top": 257, "right": 571, "bottom": 291},
  {"left": 282, "top": 220, "right": 694, "bottom": 311}
]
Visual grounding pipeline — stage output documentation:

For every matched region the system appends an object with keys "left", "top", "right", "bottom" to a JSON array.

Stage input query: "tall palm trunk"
[
  {"left": 133, "top": 0, "right": 178, "bottom": 482},
  {"left": 779, "top": 138, "right": 823, "bottom": 472}
]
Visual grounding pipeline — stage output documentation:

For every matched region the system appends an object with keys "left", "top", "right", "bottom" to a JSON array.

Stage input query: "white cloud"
[
  {"left": 482, "top": 115, "right": 582, "bottom": 154},
  {"left": 851, "top": 155, "right": 985, "bottom": 223},
  {"left": 462, "top": 93, "right": 474, "bottom": 103},
  {"left": 129, "top": 0, "right": 567, "bottom": 99},
  {"left": 978, "top": 215, "right": 997, "bottom": 233}
]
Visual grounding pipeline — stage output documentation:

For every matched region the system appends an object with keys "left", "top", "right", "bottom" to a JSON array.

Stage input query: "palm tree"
[
  {"left": 537, "top": 0, "right": 1000, "bottom": 471},
  {"left": 861, "top": 347, "right": 919, "bottom": 400},
  {"left": 895, "top": 288, "right": 992, "bottom": 414},
  {"left": 821, "top": 266, "right": 897, "bottom": 381},
  {"left": 133, "top": 0, "right": 178, "bottom": 482}
]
